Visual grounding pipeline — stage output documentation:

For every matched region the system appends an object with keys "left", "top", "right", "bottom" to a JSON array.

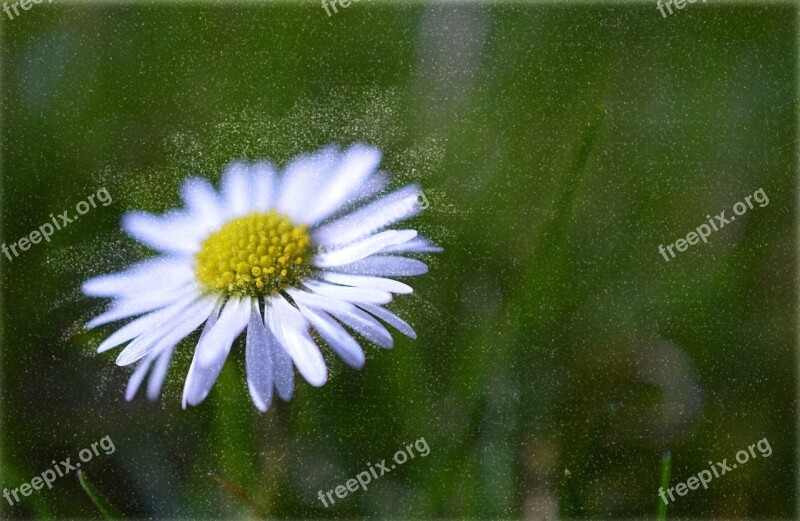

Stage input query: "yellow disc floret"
[{"left": 195, "top": 211, "right": 312, "bottom": 298}]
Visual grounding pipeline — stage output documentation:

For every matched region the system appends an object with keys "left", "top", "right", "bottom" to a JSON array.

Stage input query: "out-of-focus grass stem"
[{"left": 657, "top": 450, "right": 671, "bottom": 521}]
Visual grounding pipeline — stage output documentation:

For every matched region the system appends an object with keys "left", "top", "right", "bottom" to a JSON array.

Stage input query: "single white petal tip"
[{"left": 83, "top": 143, "right": 440, "bottom": 411}]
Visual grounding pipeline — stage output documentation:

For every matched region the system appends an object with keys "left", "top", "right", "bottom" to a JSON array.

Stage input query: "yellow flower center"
[{"left": 194, "top": 211, "right": 312, "bottom": 298}]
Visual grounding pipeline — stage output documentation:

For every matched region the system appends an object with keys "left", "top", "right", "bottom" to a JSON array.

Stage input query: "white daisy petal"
[
  {"left": 96, "top": 299, "right": 190, "bottom": 353},
  {"left": 277, "top": 146, "right": 339, "bottom": 222},
  {"left": 357, "top": 302, "right": 417, "bottom": 340},
  {"left": 341, "top": 170, "right": 389, "bottom": 212},
  {"left": 302, "top": 143, "right": 382, "bottom": 225},
  {"left": 135, "top": 297, "right": 219, "bottom": 364},
  {"left": 312, "top": 230, "right": 417, "bottom": 268},
  {"left": 326, "top": 303, "right": 394, "bottom": 349},
  {"left": 380, "top": 236, "right": 443, "bottom": 254},
  {"left": 109, "top": 306, "right": 180, "bottom": 367},
  {"left": 82, "top": 257, "right": 191, "bottom": 298},
  {"left": 122, "top": 211, "right": 200, "bottom": 254},
  {"left": 181, "top": 177, "right": 224, "bottom": 229},
  {"left": 221, "top": 162, "right": 252, "bottom": 218},
  {"left": 265, "top": 305, "right": 295, "bottom": 401},
  {"left": 118, "top": 281, "right": 197, "bottom": 309},
  {"left": 86, "top": 287, "right": 192, "bottom": 329},
  {"left": 290, "top": 289, "right": 393, "bottom": 349},
  {"left": 313, "top": 184, "right": 425, "bottom": 248},
  {"left": 182, "top": 302, "right": 221, "bottom": 409},
  {"left": 269, "top": 296, "right": 327, "bottom": 387},
  {"left": 287, "top": 288, "right": 358, "bottom": 314},
  {"left": 250, "top": 161, "right": 277, "bottom": 212},
  {"left": 320, "top": 272, "right": 413, "bottom": 295},
  {"left": 116, "top": 297, "right": 217, "bottom": 366},
  {"left": 333, "top": 255, "right": 429, "bottom": 277},
  {"left": 196, "top": 297, "right": 251, "bottom": 367},
  {"left": 183, "top": 298, "right": 249, "bottom": 407},
  {"left": 146, "top": 345, "right": 176, "bottom": 401},
  {"left": 125, "top": 353, "right": 156, "bottom": 401},
  {"left": 297, "top": 302, "right": 365, "bottom": 369},
  {"left": 303, "top": 280, "right": 393, "bottom": 305},
  {"left": 245, "top": 301, "right": 274, "bottom": 412}
]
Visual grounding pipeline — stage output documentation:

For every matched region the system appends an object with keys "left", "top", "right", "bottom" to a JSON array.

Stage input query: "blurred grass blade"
[
  {"left": 210, "top": 472, "right": 268, "bottom": 518},
  {"left": 657, "top": 451, "right": 671, "bottom": 521},
  {"left": 559, "top": 402, "right": 619, "bottom": 517},
  {"left": 568, "top": 105, "right": 606, "bottom": 179},
  {"left": 77, "top": 470, "right": 122, "bottom": 520},
  {"left": 531, "top": 106, "right": 606, "bottom": 264},
  {"left": 553, "top": 104, "right": 607, "bottom": 229}
]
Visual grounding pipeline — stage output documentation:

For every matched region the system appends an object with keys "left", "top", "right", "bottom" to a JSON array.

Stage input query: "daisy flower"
[{"left": 83, "top": 143, "right": 440, "bottom": 411}]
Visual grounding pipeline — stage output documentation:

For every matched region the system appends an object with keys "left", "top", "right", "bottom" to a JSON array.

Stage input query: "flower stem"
[{"left": 77, "top": 470, "right": 122, "bottom": 520}]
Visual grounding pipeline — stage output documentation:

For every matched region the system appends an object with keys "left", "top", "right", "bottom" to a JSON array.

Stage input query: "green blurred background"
[{"left": 1, "top": 1, "right": 796, "bottom": 518}]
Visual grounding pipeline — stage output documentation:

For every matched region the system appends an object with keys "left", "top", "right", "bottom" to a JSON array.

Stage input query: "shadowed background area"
[{"left": 1, "top": 2, "right": 796, "bottom": 519}]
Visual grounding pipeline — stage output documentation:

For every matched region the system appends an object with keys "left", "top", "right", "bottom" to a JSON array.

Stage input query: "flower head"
[{"left": 83, "top": 144, "right": 440, "bottom": 411}]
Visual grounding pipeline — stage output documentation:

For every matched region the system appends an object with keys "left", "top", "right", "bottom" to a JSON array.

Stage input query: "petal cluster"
[{"left": 83, "top": 144, "right": 441, "bottom": 411}]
